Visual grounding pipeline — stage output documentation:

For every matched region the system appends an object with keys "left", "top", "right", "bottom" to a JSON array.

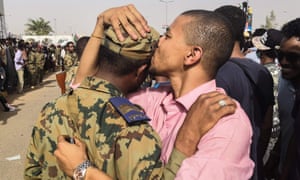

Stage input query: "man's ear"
[{"left": 184, "top": 46, "right": 203, "bottom": 65}]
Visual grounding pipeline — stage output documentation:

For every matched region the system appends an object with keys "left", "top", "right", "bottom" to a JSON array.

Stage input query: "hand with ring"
[{"left": 218, "top": 99, "right": 227, "bottom": 107}]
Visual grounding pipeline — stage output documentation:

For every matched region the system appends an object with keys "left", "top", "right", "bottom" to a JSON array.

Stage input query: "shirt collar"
[{"left": 176, "top": 80, "right": 218, "bottom": 111}]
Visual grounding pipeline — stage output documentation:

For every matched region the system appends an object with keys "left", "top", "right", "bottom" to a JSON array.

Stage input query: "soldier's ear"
[
  {"left": 136, "top": 64, "right": 149, "bottom": 84},
  {"left": 136, "top": 64, "right": 148, "bottom": 77}
]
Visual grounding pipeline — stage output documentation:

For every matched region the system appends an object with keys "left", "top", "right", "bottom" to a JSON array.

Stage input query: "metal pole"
[{"left": 160, "top": 0, "right": 174, "bottom": 29}]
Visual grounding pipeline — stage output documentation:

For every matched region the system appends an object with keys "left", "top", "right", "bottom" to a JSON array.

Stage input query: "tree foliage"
[
  {"left": 25, "top": 17, "right": 54, "bottom": 35},
  {"left": 261, "top": 10, "right": 277, "bottom": 29}
]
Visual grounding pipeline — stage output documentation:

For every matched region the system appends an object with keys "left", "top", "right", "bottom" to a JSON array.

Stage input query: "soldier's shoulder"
[{"left": 109, "top": 97, "right": 150, "bottom": 125}]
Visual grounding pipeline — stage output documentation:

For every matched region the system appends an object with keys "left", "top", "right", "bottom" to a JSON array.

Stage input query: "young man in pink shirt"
[{"left": 54, "top": 4, "right": 254, "bottom": 179}]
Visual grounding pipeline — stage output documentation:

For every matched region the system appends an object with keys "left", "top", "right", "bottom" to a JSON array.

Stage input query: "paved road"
[{"left": 0, "top": 73, "right": 60, "bottom": 180}]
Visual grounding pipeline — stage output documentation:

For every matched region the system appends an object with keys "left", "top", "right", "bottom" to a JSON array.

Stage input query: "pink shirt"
[{"left": 129, "top": 80, "right": 254, "bottom": 179}]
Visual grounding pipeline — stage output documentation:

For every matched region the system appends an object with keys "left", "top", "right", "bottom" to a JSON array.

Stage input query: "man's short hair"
[
  {"left": 214, "top": 5, "right": 246, "bottom": 44},
  {"left": 181, "top": 10, "right": 234, "bottom": 77},
  {"left": 75, "top": 36, "right": 90, "bottom": 59},
  {"left": 281, "top": 18, "right": 300, "bottom": 38}
]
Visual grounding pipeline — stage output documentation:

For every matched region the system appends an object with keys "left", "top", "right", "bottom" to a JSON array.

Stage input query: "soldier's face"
[
  {"left": 279, "top": 37, "right": 300, "bottom": 81},
  {"left": 68, "top": 44, "right": 75, "bottom": 52}
]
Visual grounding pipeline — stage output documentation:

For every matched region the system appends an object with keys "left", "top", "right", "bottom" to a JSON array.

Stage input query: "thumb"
[
  {"left": 57, "top": 135, "right": 67, "bottom": 143},
  {"left": 74, "top": 137, "right": 84, "bottom": 148}
]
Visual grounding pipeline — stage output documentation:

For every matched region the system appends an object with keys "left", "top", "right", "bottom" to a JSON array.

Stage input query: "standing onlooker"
[
  {"left": 5, "top": 39, "right": 17, "bottom": 93},
  {"left": 64, "top": 36, "right": 90, "bottom": 88},
  {"left": 245, "top": 28, "right": 267, "bottom": 64},
  {"left": 252, "top": 28, "right": 283, "bottom": 160},
  {"left": 63, "top": 41, "right": 78, "bottom": 72},
  {"left": 27, "top": 43, "right": 38, "bottom": 89},
  {"left": 35, "top": 45, "right": 46, "bottom": 85},
  {"left": 14, "top": 41, "right": 27, "bottom": 94},
  {"left": 55, "top": 44, "right": 62, "bottom": 67},
  {"left": 214, "top": 5, "right": 275, "bottom": 180},
  {"left": 277, "top": 18, "right": 300, "bottom": 180}
]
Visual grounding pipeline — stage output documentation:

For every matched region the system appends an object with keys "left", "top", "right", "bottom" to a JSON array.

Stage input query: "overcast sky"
[{"left": 3, "top": 0, "right": 299, "bottom": 36}]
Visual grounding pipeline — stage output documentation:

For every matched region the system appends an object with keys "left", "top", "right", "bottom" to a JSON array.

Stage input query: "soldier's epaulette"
[{"left": 109, "top": 97, "right": 150, "bottom": 125}]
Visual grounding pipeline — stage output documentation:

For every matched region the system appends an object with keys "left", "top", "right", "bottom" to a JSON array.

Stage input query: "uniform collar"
[{"left": 79, "top": 76, "right": 124, "bottom": 97}]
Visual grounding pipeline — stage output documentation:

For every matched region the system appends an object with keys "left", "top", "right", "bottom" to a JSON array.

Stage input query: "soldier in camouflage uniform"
[
  {"left": 24, "top": 18, "right": 176, "bottom": 179},
  {"left": 35, "top": 45, "right": 46, "bottom": 85},
  {"left": 63, "top": 42, "right": 78, "bottom": 72},
  {"left": 27, "top": 43, "right": 38, "bottom": 88},
  {"left": 64, "top": 36, "right": 90, "bottom": 88}
]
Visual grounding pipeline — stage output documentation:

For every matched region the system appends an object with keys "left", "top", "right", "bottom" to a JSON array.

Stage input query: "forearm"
[
  {"left": 69, "top": 147, "right": 185, "bottom": 180},
  {"left": 73, "top": 15, "right": 105, "bottom": 85},
  {"left": 174, "top": 119, "right": 203, "bottom": 157}
]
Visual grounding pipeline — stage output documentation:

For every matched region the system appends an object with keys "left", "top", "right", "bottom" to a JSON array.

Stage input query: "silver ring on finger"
[{"left": 218, "top": 100, "right": 227, "bottom": 107}]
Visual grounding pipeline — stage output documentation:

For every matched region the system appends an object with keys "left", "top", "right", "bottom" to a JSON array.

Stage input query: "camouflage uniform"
[
  {"left": 27, "top": 51, "right": 38, "bottom": 86},
  {"left": 65, "top": 65, "right": 78, "bottom": 88},
  {"left": 55, "top": 46, "right": 62, "bottom": 66},
  {"left": 24, "top": 76, "right": 163, "bottom": 180},
  {"left": 63, "top": 52, "right": 78, "bottom": 71},
  {"left": 35, "top": 51, "right": 46, "bottom": 84}
]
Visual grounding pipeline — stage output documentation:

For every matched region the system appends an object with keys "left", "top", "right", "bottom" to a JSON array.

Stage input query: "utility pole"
[{"left": 159, "top": 0, "right": 174, "bottom": 29}]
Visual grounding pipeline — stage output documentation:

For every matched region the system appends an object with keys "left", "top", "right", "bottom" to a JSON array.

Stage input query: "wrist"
[
  {"left": 92, "top": 15, "right": 105, "bottom": 40},
  {"left": 91, "top": 34, "right": 105, "bottom": 40},
  {"left": 73, "top": 160, "right": 94, "bottom": 180},
  {"left": 175, "top": 136, "right": 198, "bottom": 157},
  {"left": 175, "top": 126, "right": 201, "bottom": 157}
]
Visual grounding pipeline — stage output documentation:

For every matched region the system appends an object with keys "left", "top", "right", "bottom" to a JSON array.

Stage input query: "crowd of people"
[
  {"left": 0, "top": 37, "right": 80, "bottom": 112},
  {"left": 1, "top": 3, "right": 297, "bottom": 180}
]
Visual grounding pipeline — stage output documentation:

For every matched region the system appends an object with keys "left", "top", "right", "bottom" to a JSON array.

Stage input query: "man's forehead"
[{"left": 281, "top": 36, "right": 300, "bottom": 52}]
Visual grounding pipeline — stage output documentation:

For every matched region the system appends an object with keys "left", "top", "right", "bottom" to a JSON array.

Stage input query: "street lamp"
[{"left": 160, "top": 0, "right": 174, "bottom": 29}]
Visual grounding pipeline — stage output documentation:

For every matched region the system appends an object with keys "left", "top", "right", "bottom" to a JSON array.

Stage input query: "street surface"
[{"left": 0, "top": 73, "right": 60, "bottom": 180}]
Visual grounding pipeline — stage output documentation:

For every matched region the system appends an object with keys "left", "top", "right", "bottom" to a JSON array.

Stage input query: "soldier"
[
  {"left": 63, "top": 41, "right": 78, "bottom": 72},
  {"left": 35, "top": 45, "right": 46, "bottom": 85},
  {"left": 55, "top": 44, "right": 62, "bottom": 67},
  {"left": 26, "top": 43, "right": 38, "bottom": 88},
  {"left": 64, "top": 36, "right": 90, "bottom": 88},
  {"left": 24, "top": 19, "right": 170, "bottom": 179}
]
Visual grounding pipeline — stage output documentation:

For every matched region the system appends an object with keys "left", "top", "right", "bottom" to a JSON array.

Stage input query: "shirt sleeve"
[
  {"left": 163, "top": 148, "right": 186, "bottom": 179},
  {"left": 174, "top": 115, "right": 254, "bottom": 180}
]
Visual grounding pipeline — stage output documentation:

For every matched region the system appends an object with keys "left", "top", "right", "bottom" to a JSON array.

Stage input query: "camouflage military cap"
[{"left": 102, "top": 25, "right": 160, "bottom": 60}]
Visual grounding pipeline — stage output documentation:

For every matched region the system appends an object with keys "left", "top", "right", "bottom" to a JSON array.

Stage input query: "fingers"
[
  {"left": 127, "top": 4, "right": 150, "bottom": 33},
  {"left": 193, "top": 91, "right": 237, "bottom": 118},
  {"left": 57, "top": 135, "right": 66, "bottom": 142},
  {"left": 102, "top": 4, "right": 150, "bottom": 41},
  {"left": 73, "top": 137, "right": 84, "bottom": 147}
]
